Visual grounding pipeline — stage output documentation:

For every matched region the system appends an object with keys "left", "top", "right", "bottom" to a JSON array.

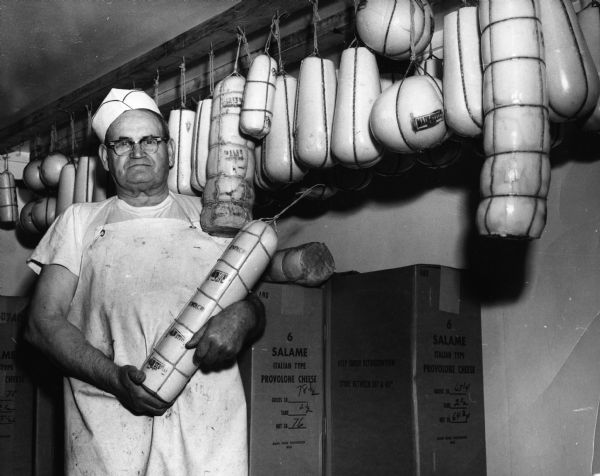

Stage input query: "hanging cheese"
[
  {"left": 370, "top": 74, "right": 447, "bottom": 153},
  {"left": 356, "top": 0, "right": 433, "bottom": 61},
  {"left": 31, "top": 197, "right": 56, "bottom": 233},
  {"left": 416, "top": 136, "right": 462, "bottom": 169},
  {"left": 294, "top": 56, "right": 337, "bottom": 169},
  {"left": 56, "top": 162, "right": 76, "bottom": 215},
  {"left": 254, "top": 142, "right": 284, "bottom": 193},
  {"left": 92, "top": 162, "right": 111, "bottom": 202},
  {"left": 299, "top": 183, "right": 338, "bottom": 200},
  {"left": 331, "top": 46, "right": 383, "bottom": 169},
  {"left": 240, "top": 53, "right": 277, "bottom": 139},
  {"left": 477, "top": 0, "right": 550, "bottom": 239},
  {"left": 328, "top": 165, "right": 373, "bottom": 191},
  {"left": 443, "top": 6, "right": 483, "bottom": 137},
  {"left": 74, "top": 156, "right": 97, "bottom": 203},
  {"left": 40, "top": 152, "right": 69, "bottom": 188},
  {"left": 191, "top": 98, "right": 212, "bottom": 192},
  {"left": 379, "top": 71, "right": 402, "bottom": 92},
  {"left": 201, "top": 73, "right": 256, "bottom": 237},
  {"left": 263, "top": 73, "right": 306, "bottom": 184},
  {"left": 578, "top": 2, "right": 600, "bottom": 131},
  {"left": 141, "top": 219, "right": 277, "bottom": 402},
  {"left": 539, "top": 0, "right": 600, "bottom": 122},
  {"left": 418, "top": 56, "right": 443, "bottom": 80},
  {"left": 167, "top": 109, "right": 196, "bottom": 196},
  {"left": 253, "top": 142, "right": 271, "bottom": 191},
  {"left": 0, "top": 169, "right": 18, "bottom": 223},
  {"left": 263, "top": 242, "right": 335, "bottom": 287},
  {"left": 373, "top": 151, "right": 417, "bottom": 176},
  {"left": 23, "top": 158, "right": 45, "bottom": 194},
  {"left": 19, "top": 201, "right": 39, "bottom": 235},
  {"left": 550, "top": 122, "right": 566, "bottom": 150},
  {"left": 297, "top": 171, "right": 338, "bottom": 200}
]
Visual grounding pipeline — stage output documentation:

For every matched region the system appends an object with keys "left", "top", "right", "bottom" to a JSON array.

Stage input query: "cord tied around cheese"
[{"left": 140, "top": 185, "right": 333, "bottom": 403}]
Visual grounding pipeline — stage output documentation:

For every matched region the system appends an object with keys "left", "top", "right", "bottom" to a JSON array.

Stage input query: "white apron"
[{"left": 63, "top": 208, "right": 247, "bottom": 475}]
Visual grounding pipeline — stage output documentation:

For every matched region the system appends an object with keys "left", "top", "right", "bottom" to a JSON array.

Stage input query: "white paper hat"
[{"left": 91, "top": 88, "right": 161, "bottom": 142}]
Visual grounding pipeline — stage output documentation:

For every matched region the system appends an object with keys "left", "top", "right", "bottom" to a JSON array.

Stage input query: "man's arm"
[
  {"left": 24, "top": 264, "right": 170, "bottom": 416},
  {"left": 185, "top": 292, "right": 266, "bottom": 371}
]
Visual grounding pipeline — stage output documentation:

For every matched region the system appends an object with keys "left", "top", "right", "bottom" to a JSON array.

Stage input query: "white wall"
[
  {"left": 4, "top": 138, "right": 600, "bottom": 475},
  {"left": 271, "top": 137, "right": 600, "bottom": 476}
]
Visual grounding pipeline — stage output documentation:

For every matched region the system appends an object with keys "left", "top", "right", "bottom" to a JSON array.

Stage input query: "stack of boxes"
[
  {"left": 239, "top": 264, "right": 487, "bottom": 476},
  {"left": 239, "top": 283, "right": 325, "bottom": 475},
  {"left": 0, "top": 296, "right": 35, "bottom": 476}
]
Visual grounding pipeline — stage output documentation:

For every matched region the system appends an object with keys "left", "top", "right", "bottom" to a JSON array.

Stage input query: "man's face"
[{"left": 99, "top": 109, "right": 173, "bottom": 197}]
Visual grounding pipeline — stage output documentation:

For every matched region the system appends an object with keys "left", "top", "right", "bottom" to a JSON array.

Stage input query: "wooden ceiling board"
[{"left": 0, "top": 0, "right": 463, "bottom": 154}]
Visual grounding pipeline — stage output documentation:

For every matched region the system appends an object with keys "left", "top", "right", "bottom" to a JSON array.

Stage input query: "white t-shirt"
[{"left": 27, "top": 193, "right": 225, "bottom": 276}]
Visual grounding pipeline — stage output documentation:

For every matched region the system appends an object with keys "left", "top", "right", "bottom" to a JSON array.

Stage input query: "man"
[{"left": 25, "top": 89, "right": 264, "bottom": 475}]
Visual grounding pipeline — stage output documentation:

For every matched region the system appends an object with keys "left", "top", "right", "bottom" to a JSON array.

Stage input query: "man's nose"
[{"left": 130, "top": 142, "right": 144, "bottom": 157}]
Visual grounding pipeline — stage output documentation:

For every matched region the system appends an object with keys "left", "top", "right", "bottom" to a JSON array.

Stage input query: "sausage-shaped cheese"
[
  {"left": 56, "top": 162, "right": 76, "bottom": 215},
  {"left": 240, "top": 53, "right": 277, "bottom": 139},
  {"left": 416, "top": 136, "right": 463, "bottom": 169},
  {"left": 443, "top": 6, "right": 483, "bottom": 137},
  {"left": 578, "top": 3, "right": 600, "bottom": 131},
  {"left": 74, "top": 156, "right": 97, "bottom": 203},
  {"left": 0, "top": 170, "right": 18, "bottom": 223},
  {"left": 331, "top": 47, "right": 383, "bottom": 169},
  {"left": 254, "top": 142, "right": 284, "bottom": 192},
  {"left": 294, "top": 56, "right": 337, "bottom": 169},
  {"left": 253, "top": 141, "right": 268, "bottom": 191},
  {"left": 19, "top": 200, "right": 39, "bottom": 235},
  {"left": 356, "top": 0, "right": 433, "bottom": 61},
  {"left": 478, "top": 0, "right": 550, "bottom": 238},
  {"left": 22, "top": 158, "right": 45, "bottom": 194},
  {"left": 31, "top": 196, "right": 56, "bottom": 233},
  {"left": 263, "top": 242, "right": 335, "bottom": 287},
  {"left": 167, "top": 109, "right": 196, "bottom": 196},
  {"left": 201, "top": 73, "right": 256, "bottom": 237},
  {"left": 328, "top": 165, "right": 373, "bottom": 191},
  {"left": 191, "top": 98, "right": 212, "bottom": 192},
  {"left": 298, "top": 171, "right": 339, "bottom": 200},
  {"left": 92, "top": 161, "right": 110, "bottom": 202},
  {"left": 141, "top": 220, "right": 277, "bottom": 403},
  {"left": 379, "top": 72, "right": 402, "bottom": 92},
  {"left": 373, "top": 151, "right": 417, "bottom": 176},
  {"left": 370, "top": 74, "right": 447, "bottom": 153},
  {"left": 40, "top": 152, "right": 69, "bottom": 188},
  {"left": 539, "top": 0, "right": 600, "bottom": 122},
  {"left": 299, "top": 183, "right": 338, "bottom": 200},
  {"left": 264, "top": 73, "right": 306, "bottom": 184}
]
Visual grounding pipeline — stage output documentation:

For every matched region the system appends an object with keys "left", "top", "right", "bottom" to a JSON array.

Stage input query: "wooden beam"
[
  {"left": 0, "top": 0, "right": 346, "bottom": 151},
  {"left": 0, "top": 0, "right": 463, "bottom": 154}
]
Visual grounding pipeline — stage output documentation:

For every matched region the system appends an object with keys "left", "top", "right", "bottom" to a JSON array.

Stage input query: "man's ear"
[
  {"left": 98, "top": 144, "right": 110, "bottom": 172},
  {"left": 167, "top": 138, "right": 175, "bottom": 168}
]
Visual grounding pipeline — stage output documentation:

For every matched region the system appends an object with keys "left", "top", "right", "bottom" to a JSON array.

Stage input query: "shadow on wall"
[{"left": 254, "top": 136, "right": 532, "bottom": 306}]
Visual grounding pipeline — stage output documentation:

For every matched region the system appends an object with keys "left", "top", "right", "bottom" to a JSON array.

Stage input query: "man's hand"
[
  {"left": 185, "top": 296, "right": 265, "bottom": 371},
  {"left": 112, "top": 365, "right": 171, "bottom": 417}
]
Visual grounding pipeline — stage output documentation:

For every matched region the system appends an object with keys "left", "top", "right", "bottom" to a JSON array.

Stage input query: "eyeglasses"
[{"left": 106, "top": 136, "right": 169, "bottom": 156}]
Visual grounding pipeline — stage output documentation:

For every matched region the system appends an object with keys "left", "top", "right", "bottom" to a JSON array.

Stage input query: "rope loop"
[
  {"left": 265, "top": 183, "right": 325, "bottom": 224},
  {"left": 309, "top": 0, "right": 321, "bottom": 56},
  {"left": 179, "top": 58, "right": 187, "bottom": 108},
  {"left": 209, "top": 43, "right": 215, "bottom": 97},
  {"left": 70, "top": 112, "right": 76, "bottom": 158},
  {"left": 50, "top": 123, "right": 58, "bottom": 153},
  {"left": 273, "top": 11, "right": 286, "bottom": 73},
  {"left": 154, "top": 69, "right": 160, "bottom": 104}
]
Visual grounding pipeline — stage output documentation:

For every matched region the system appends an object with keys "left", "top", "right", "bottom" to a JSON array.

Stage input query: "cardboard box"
[
  {"left": 325, "top": 265, "right": 486, "bottom": 476},
  {"left": 239, "top": 282, "right": 325, "bottom": 476},
  {"left": 0, "top": 295, "right": 35, "bottom": 476}
]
